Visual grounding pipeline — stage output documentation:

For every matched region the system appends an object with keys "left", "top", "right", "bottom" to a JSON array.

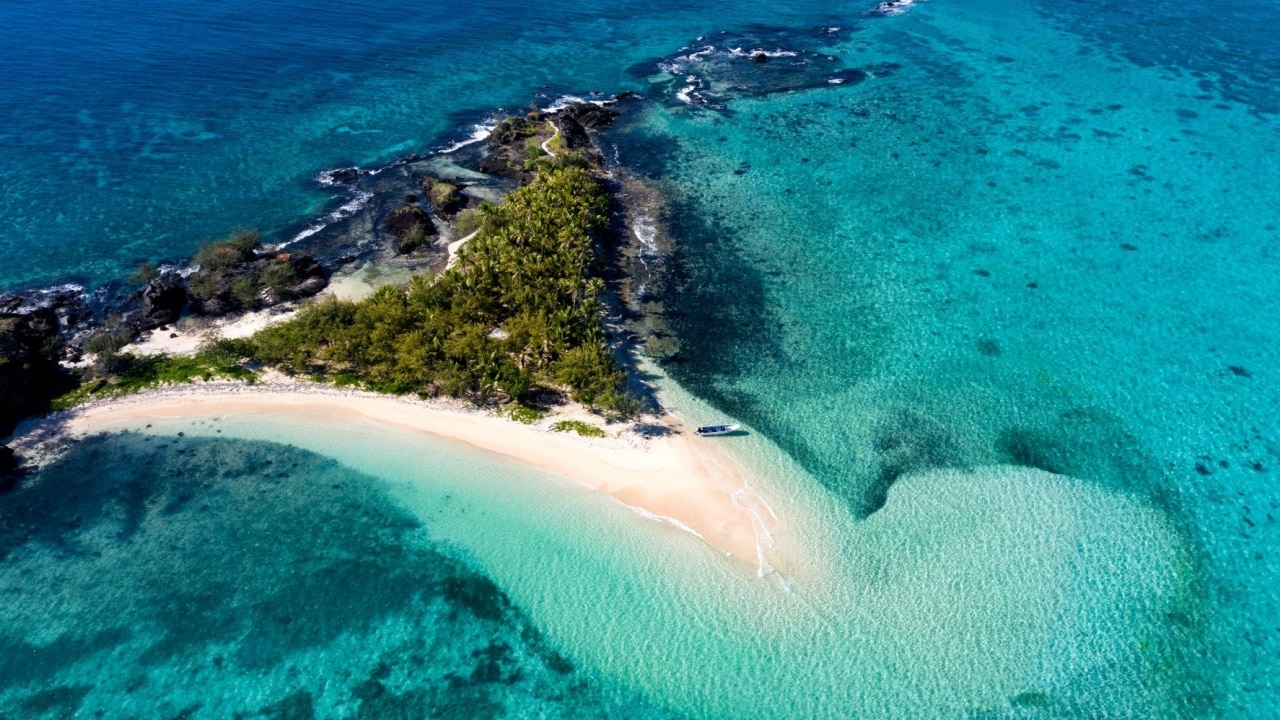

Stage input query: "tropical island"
[{"left": 0, "top": 101, "right": 784, "bottom": 568}]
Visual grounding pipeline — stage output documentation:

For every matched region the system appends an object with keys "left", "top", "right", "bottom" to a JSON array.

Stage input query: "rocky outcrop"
[
  {"left": 0, "top": 307, "right": 68, "bottom": 438},
  {"left": 478, "top": 116, "right": 548, "bottom": 179},
  {"left": 188, "top": 241, "right": 328, "bottom": 317},
  {"left": 0, "top": 446, "right": 19, "bottom": 491},
  {"left": 386, "top": 202, "right": 435, "bottom": 254},
  {"left": 422, "top": 178, "right": 466, "bottom": 217},
  {"left": 557, "top": 103, "right": 619, "bottom": 131},
  {"left": 137, "top": 276, "right": 187, "bottom": 331}
]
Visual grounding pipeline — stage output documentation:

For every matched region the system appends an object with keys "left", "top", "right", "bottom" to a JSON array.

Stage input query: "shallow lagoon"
[{"left": 2, "top": 0, "right": 1279, "bottom": 715}]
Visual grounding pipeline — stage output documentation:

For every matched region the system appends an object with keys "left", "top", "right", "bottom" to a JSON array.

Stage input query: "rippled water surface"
[{"left": 3, "top": 0, "right": 1279, "bottom": 716}]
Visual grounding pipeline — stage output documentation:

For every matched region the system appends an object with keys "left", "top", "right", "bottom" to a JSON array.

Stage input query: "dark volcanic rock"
[
  {"left": 386, "top": 204, "right": 435, "bottom": 254},
  {"left": 0, "top": 308, "right": 69, "bottom": 437},
  {"left": 0, "top": 446, "right": 19, "bottom": 491},
  {"left": 188, "top": 245, "right": 328, "bottom": 316},
  {"left": 327, "top": 167, "right": 360, "bottom": 185},
  {"left": 545, "top": 103, "right": 619, "bottom": 167},
  {"left": 557, "top": 103, "right": 619, "bottom": 130},
  {"left": 422, "top": 178, "right": 465, "bottom": 216},
  {"left": 478, "top": 117, "right": 548, "bottom": 179},
  {"left": 137, "top": 277, "right": 187, "bottom": 331},
  {"left": 638, "top": 28, "right": 889, "bottom": 110}
]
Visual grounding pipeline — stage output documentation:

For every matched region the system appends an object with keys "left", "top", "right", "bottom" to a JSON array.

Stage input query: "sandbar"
[{"left": 9, "top": 381, "right": 786, "bottom": 573}]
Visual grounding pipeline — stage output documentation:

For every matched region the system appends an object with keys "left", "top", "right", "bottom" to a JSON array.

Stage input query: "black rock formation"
[
  {"left": 137, "top": 277, "right": 188, "bottom": 331},
  {"left": 386, "top": 204, "right": 435, "bottom": 254},
  {"left": 0, "top": 307, "right": 69, "bottom": 438}
]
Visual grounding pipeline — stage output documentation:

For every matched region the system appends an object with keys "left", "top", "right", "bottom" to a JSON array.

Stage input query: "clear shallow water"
[
  {"left": 0, "top": 413, "right": 1193, "bottom": 717},
  {"left": 3, "top": 0, "right": 1279, "bottom": 716},
  {"left": 608, "top": 0, "right": 1280, "bottom": 712}
]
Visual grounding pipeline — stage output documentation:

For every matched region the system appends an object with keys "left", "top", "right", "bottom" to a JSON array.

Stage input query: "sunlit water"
[{"left": 3, "top": 0, "right": 1279, "bottom": 716}]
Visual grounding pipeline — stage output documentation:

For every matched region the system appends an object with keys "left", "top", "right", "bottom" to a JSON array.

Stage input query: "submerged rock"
[{"left": 637, "top": 27, "right": 892, "bottom": 110}]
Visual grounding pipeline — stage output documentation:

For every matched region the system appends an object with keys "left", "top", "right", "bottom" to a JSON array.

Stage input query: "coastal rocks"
[
  {"left": 137, "top": 276, "right": 187, "bottom": 331},
  {"left": 422, "top": 178, "right": 466, "bottom": 216},
  {"left": 638, "top": 28, "right": 893, "bottom": 110},
  {"left": 323, "top": 167, "right": 360, "bottom": 186},
  {"left": 188, "top": 235, "right": 328, "bottom": 316},
  {"left": 386, "top": 203, "right": 435, "bottom": 254},
  {"left": 0, "top": 446, "right": 18, "bottom": 491},
  {"left": 478, "top": 116, "right": 551, "bottom": 180},
  {"left": 551, "top": 104, "right": 620, "bottom": 166},
  {"left": 0, "top": 307, "right": 68, "bottom": 438},
  {"left": 557, "top": 103, "right": 619, "bottom": 131}
]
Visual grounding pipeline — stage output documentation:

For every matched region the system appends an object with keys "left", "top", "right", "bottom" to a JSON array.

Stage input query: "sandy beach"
[{"left": 9, "top": 381, "right": 785, "bottom": 572}]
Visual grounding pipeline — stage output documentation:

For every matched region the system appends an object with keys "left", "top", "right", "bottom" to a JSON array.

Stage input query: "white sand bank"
[{"left": 10, "top": 382, "right": 787, "bottom": 571}]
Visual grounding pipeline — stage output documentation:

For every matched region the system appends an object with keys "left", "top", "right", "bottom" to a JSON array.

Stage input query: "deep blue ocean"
[{"left": 3, "top": 0, "right": 1280, "bottom": 717}]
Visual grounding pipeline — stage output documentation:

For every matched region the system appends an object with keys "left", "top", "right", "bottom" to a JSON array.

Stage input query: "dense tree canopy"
[{"left": 252, "top": 158, "right": 630, "bottom": 413}]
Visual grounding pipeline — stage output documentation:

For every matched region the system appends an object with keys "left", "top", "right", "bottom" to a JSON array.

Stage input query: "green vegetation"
[
  {"left": 53, "top": 338, "right": 258, "bottom": 410},
  {"left": 547, "top": 129, "right": 566, "bottom": 154},
  {"left": 502, "top": 404, "right": 547, "bottom": 425},
  {"left": 426, "top": 179, "right": 462, "bottom": 213},
  {"left": 250, "top": 157, "right": 631, "bottom": 415},
  {"left": 194, "top": 229, "right": 260, "bottom": 271},
  {"left": 551, "top": 419, "right": 607, "bottom": 438},
  {"left": 185, "top": 229, "right": 326, "bottom": 315},
  {"left": 130, "top": 261, "right": 161, "bottom": 284},
  {"left": 454, "top": 208, "right": 483, "bottom": 236}
]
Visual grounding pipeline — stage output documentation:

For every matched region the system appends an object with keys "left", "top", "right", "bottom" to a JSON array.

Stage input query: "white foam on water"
[
  {"left": 623, "top": 503, "right": 709, "bottom": 542},
  {"left": 872, "top": 0, "right": 916, "bottom": 16},
  {"left": 279, "top": 188, "right": 374, "bottom": 247},
  {"left": 435, "top": 120, "right": 499, "bottom": 154},
  {"left": 315, "top": 166, "right": 359, "bottom": 187}
]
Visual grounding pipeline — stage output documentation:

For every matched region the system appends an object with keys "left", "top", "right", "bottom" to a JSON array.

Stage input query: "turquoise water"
[{"left": 3, "top": 0, "right": 1280, "bottom": 716}]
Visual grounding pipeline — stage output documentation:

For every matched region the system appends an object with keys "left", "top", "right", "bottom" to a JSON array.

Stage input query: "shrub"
[
  {"left": 231, "top": 276, "right": 260, "bottom": 307},
  {"left": 194, "top": 229, "right": 260, "bottom": 271},
  {"left": 551, "top": 420, "right": 606, "bottom": 438},
  {"left": 454, "top": 208, "right": 483, "bottom": 236},
  {"left": 503, "top": 403, "right": 546, "bottom": 425},
  {"left": 83, "top": 331, "right": 128, "bottom": 357},
  {"left": 428, "top": 180, "right": 460, "bottom": 211},
  {"left": 260, "top": 261, "right": 298, "bottom": 297},
  {"left": 131, "top": 262, "right": 161, "bottom": 284}
]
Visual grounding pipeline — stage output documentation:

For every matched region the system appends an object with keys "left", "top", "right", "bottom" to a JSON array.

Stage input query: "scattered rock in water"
[
  {"left": 638, "top": 28, "right": 892, "bottom": 110},
  {"left": 976, "top": 338, "right": 1002, "bottom": 356},
  {"left": 422, "top": 178, "right": 465, "bottom": 216},
  {"left": 386, "top": 204, "right": 435, "bottom": 254}
]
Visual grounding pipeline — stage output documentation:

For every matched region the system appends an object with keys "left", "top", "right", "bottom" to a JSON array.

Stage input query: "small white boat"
[{"left": 696, "top": 424, "right": 741, "bottom": 436}]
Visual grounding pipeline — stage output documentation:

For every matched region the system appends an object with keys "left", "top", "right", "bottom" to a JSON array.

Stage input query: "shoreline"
[{"left": 8, "top": 380, "right": 788, "bottom": 574}]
